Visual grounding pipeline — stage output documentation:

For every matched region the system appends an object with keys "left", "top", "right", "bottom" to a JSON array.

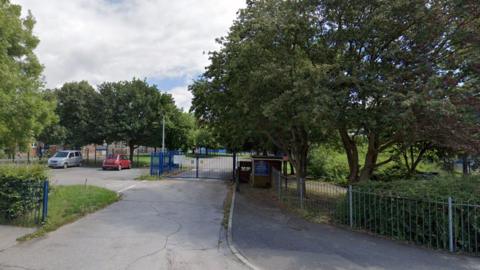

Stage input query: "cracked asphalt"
[{"left": 0, "top": 179, "right": 247, "bottom": 270}]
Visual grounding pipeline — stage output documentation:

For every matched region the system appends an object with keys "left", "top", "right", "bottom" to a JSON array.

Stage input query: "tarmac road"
[{"left": 0, "top": 179, "right": 247, "bottom": 270}]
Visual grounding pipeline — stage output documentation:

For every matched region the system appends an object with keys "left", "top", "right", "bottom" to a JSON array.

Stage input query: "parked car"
[
  {"left": 102, "top": 154, "right": 131, "bottom": 171},
  {"left": 48, "top": 150, "right": 83, "bottom": 169}
]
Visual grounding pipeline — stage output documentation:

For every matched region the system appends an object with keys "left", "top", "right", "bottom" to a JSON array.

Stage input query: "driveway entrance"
[{"left": 0, "top": 180, "right": 247, "bottom": 270}]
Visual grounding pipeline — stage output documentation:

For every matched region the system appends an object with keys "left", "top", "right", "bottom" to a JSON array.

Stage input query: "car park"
[
  {"left": 48, "top": 150, "right": 83, "bottom": 169},
  {"left": 102, "top": 154, "right": 131, "bottom": 171}
]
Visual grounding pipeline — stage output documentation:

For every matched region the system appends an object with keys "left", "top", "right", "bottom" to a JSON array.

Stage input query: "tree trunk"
[
  {"left": 339, "top": 128, "right": 359, "bottom": 182},
  {"left": 359, "top": 132, "right": 379, "bottom": 182},
  {"left": 462, "top": 154, "right": 469, "bottom": 176},
  {"left": 403, "top": 145, "right": 428, "bottom": 176},
  {"left": 289, "top": 146, "right": 308, "bottom": 197},
  {"left": 129, "top": 142, "right": 135, "bottom": 162}
]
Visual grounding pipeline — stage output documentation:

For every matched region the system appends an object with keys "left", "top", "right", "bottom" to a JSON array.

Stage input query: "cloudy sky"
[{"left": 14, "top": 0, "right": 246, "bottom": 110}]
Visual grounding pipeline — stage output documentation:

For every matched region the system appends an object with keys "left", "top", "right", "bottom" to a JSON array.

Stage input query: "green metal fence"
[{"left": 271, "top": 169, "right": 480, "bottom": 256}]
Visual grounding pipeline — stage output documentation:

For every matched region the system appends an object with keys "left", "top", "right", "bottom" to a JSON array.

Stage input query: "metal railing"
[
  {"left": 151, "top": 151, "right": 235, "bottom": 179},
  {"left": 271, "top": 169, "right": 480, "bottom": 256}
]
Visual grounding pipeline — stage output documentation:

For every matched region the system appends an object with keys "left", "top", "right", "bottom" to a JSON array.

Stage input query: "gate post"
[
  {"left": 276, "top": 171, "right": 281, "bottom": 198},
  {"left": 150, "top": 152, "right": 153, "bottom": 176},
  {"left": 448, "top": 197, "right": 454, "bottom": 252},
  {"left": 232, "top": 151, "right": 237, "bottom": 182},
  {"left": 195, "top": 156, "right": 199, "bottom": 178},
  {"left": 158, "top": 153, "right": 163, "bottom": 176},
  {"left": 299, "top": 178, "right": 305, "bottom": 210},
  {"left": 41, "top": 180, "right": 49, "bottom": 223},
  {"left": 168, "top": 151, "right": 172, "bottom": 172},
  {"left": 349, "top": 185, "right": 353, "bottom": 228}
]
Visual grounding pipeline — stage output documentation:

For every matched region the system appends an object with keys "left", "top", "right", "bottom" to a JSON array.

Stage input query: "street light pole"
[{"left": 162, "top": 115, "right": 165, "bottom": 153}]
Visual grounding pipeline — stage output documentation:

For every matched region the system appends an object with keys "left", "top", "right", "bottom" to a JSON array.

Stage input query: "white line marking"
[{"left": 117, "top": 184, "right": 136, "bottom": 194}]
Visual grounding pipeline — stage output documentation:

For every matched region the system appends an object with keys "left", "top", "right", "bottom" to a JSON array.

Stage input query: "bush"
[
  {"left": 308, "top": 145, "right": 349, "bottom": 184},
  {"left": 333, "top": 176, "right": 480, "bottom": 253},
  {"left": 353, "top": 176, "right": 480, "bottom": 203},
  {"left": 0, "top": 165, "right": 48, "bottom": 222}
]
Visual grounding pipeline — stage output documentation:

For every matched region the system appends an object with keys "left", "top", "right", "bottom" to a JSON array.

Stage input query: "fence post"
[
  {"left": 158, "top": 153, "right": 162, "bottom": 176},
  {"left": 150, "top": 152, "right": 154, "bottom": 176},
  {"left": 196, "top": 156, "right": 199, "bottom": 178},
  {"left": 41, "top": 180, "right": 49, "bottom": 223},
  {"left": 94, "top": 145, "right": 97, "bottom": 166},
  {"left": 276, "top": 171, "right": 281, "bottom": 198},
  {"left": 448, "top": 197, "right": 454, "bottom": 253},
  {"left": 349, "top": 185, "right": 353, "bottom": 228},
  {"left": 232, "top": 151, "right": 237, "bottom": 182},
  {"left": 299, "top": 178, "right": 305, "bottom": 210},
  {"left": 136, "top": 150, "right": 139, "bottom": 168}
]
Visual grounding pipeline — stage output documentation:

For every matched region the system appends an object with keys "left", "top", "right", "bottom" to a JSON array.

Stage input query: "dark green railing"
[{"left": 271, "top": 169, "right": 480, "bottom": 256}]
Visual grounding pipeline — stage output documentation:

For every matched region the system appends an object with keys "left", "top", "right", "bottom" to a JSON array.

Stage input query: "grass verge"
[
  {"left": 135, "top": 174, "right": 164, "bottom": 181},
  {"left": 18, "top": 185, "right": 119, "bottom": 241}
]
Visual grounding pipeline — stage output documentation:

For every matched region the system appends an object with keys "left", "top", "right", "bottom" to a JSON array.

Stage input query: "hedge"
[
  {"left": 333, "top": 176, "right": 480, "bottom": 254},
  {"left": 0, "top": 165, "right": 47, "bottom": 222}
]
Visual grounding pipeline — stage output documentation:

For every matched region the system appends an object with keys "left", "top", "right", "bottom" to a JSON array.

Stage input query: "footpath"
[{"left": 231, "top": 185, "right": 480, "bottom": 270}]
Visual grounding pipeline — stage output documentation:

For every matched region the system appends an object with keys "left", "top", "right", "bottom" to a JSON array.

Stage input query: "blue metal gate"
[{"left": 150, "top": 151, "right": 235, "bottom": 180}]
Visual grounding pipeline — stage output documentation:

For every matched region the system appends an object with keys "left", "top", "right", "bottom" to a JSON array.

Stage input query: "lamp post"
[
  {"left": 103, "top": 141, "right": 108, "bottom": 158},
  {"left": 162, "top": 115, "right": 165, "bottom": 153}
]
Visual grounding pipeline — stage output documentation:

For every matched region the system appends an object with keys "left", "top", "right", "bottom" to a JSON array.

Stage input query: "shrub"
[
  {"left": 0, "top": 165, "right": 48, "bottom": 222},
  {"left": 308, "top": 145, "right": 349, "bottom": 184},
  {"left": 354, "top": 176, "right": 480, "bottom": 202},
  {"left": 333, "top": 176, "right": 480, "bottom": 253}
]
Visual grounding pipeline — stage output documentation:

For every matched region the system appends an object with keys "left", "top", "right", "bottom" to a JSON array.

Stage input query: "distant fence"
[
  {"left": 0, "top": 180, "right": 49, "bottom": 226},
  {"left": 271, "top": 169, "right": 480, "bottom": 256},
  {"left": 0, "top": 158, "right": 43, "bottom": 165}
]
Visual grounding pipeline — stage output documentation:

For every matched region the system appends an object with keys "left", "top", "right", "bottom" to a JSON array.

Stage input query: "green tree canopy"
[
  {"left": 43, "top": 81, "right": 103, "bottom": 148},
  {"left": 0, "top": 1, "right": 56, "bottom": 153},
  {"left": 191, "top": 0, "right": 332, "bottom": 178},
  {"left": 99, "top": 78, "right": 179, "bottom": 160},
  {"left": 192, "top": 0, "right": 480, "bottom": 182}
]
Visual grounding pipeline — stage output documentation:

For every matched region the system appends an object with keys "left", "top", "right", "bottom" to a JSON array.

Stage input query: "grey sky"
[{"left": 14, "top": 0, "right": 245, "bottom": 110}]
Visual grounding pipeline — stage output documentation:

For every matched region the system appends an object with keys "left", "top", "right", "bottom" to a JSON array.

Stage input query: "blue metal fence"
[
  {"left": 150, "top": 150, "right": 235, "bottom": 179},
  {"left": 150, "top": 151, "right": 178, "bottom": 176}
]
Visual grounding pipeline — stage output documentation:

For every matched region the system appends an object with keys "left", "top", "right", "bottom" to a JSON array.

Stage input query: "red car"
[{"left": 102, "top": 154, "right": 132, "bottom": 170}]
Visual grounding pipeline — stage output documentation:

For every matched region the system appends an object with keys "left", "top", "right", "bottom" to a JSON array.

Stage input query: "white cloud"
[
  {"left": 168, "top": 86, "right": 193, "bottom": 111},
  {"left": 13, "top": 0, "right": 245, "bottom": 110}
]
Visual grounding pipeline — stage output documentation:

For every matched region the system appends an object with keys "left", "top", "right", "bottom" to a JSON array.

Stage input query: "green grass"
[
  {"left": 18, "top": 185, "right": 119, "bottom": 241},
  {"left": 135, "top": 174, "right": 164, "bottom": 181}
]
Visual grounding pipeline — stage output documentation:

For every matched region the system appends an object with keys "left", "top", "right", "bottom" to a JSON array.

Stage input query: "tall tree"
[
  {"left": 50, "top": 81, "right": 103, "bottom": 148},
  {"left": 145, "top": 99, "right": 193, "bottom": 151},
  {"left": 99, "top": 78, "right": 175, "bottom": 161},
  {"left": 191, "top": 0, "right": 332, "bottom": 180},
  {"left": 0, "top": 1, "right": 56, "bottom": 153},
  {"left": 322, "top": 0, "right": 480, "bottom": 181}
]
